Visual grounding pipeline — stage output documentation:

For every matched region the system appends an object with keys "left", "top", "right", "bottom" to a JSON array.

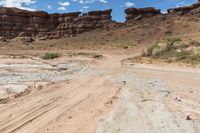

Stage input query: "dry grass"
[
  {"left": 133, "top": 36, "right": 200, "bottom": 65},
  {"left": 42, "top": 52, "right": 60, "bottom": 60}
]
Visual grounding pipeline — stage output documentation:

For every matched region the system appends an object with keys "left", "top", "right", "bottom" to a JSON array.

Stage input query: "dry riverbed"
[{"left": 0, "top": 51, "right": 199, "bottom": 133}]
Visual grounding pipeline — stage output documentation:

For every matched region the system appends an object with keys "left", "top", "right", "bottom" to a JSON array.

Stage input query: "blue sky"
[{"left": 0, "top": 0, "right": 197, "bottom": 22}]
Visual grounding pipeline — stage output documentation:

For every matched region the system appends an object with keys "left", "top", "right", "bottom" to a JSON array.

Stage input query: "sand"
[{"left": 0, "top": 51, "right": 199, "bottom": 133}]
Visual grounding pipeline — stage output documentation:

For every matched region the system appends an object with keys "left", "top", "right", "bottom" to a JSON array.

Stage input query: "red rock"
[
  {"left": 0, "top": 7, "right": 113, "bottom": 39},
  {"left": 125, "top": 7, "right": 160, "bottom": 21},
  {"left": 167, "top": 1, "right": 200, "bottom": 15}
]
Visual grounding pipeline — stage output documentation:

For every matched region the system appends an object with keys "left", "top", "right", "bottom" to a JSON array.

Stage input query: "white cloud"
[
  {"left": 83, "top": 6, "right": 89, "bottom": 9},
  {"left": 99, "top": 0, "right": 107, "bottom": 4},
  {"left": 125, "top": 2, "right": 134, "bottom": 8},
  {"left": 57, "top": 1, "right": 70, "bottom": 11},
  {"left": 0, "top": 0, "right": 36, "bottom": 10},
  {"left": 161, "top": 10, "right": 167, "bottom": 14},
  {"left": 72, "top": 0, "right": 97, "bottom": 4},
  {"left": 57, "top": 6, "right": 66, "bottom": 11},
  {"left": 47, "top": 5, "right": 52, "bottom": 10},
  {"left": 58, "top": 1, "right": 70, "bottom": 6}
]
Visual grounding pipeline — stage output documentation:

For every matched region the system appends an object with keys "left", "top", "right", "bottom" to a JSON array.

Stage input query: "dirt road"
[{"left": 0, "top": 51, "right": 199, "bottom": 133}]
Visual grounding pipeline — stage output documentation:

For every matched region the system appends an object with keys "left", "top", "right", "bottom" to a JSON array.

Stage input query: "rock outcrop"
[
  {"left": 125, "top": 7, "right": 161, "bottom": 22},
  {"left": 0, "top": 7, "right": 60, "bottom": 39},
  {"left": 1, "top": 0, "right": 200, "bottom": 40},
  {"left": 51, "top": 9, "right": 112, "bottom": 39},
  {"left": 0, "top": 7, "right": 112, "bottom": 39},
  {"left": 167, "top": 1, "right": 200, "bottom": 15}
]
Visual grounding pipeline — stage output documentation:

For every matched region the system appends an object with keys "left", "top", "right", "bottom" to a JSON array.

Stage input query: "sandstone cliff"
[
  {"left": 167, "top": 1, "right": 200, "bottom": 15},
  {"left": 0, "top": 7, "right": 112, "bottom": 39},
  {"left": 125, "top": 7, "right": 161, "bottom": 22},
  {"left": 1, "top": 0, "right": 200, "bottom": 40}
]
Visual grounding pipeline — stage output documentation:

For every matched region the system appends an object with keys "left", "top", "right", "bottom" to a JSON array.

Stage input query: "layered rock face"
[
  {"left": 0, "top": 7, "right": 112, "bottom": 39},
  {"left": 167, "top": 0, "right": 200, "bottom": 15},
  {"left": 52, "top": 9, "right": 112, "bottom": 39},
  {"left": 125, "top": 7, "right": 161, "bottom": 21},
  {"left": 0, "top": 7, "right": 60, "bottom": 39}
]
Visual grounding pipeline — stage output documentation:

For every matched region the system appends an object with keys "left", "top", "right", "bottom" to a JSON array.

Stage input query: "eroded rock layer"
[
  {"left": 167, "top": 1, "right": 200, "bottom": 15},
  {"left": 1, "top": 0, "right": 200, "bottom": 39},
  {"left": 0, "top": 7, "right": 112, "bottom": 39},
  {"left": 125, "top": 7, "right": 161, "bottom": 22}
]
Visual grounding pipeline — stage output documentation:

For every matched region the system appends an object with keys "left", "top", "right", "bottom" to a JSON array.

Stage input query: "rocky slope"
[{"left": 1, "top": 1, "right": 200, "bottom": 40}]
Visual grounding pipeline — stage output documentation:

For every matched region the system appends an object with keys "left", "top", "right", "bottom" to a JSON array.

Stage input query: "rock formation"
[
  {"left": 0, "top": 7, "right": 60, "bottom": 39},
  {"left": 167, "top": 0, "right": 200, "bottom": 15},
  {"left": 52, "top": 9, "right": 112, "bottom": 39},
  {"left": 0, "top": 7, "right": 112, "bottom": 39},
  {"left": 1, "top": 0, "right": 200, "bottom": 40},
  {"left": 125, "top": 7, "right": 161, "bottom": 21}
]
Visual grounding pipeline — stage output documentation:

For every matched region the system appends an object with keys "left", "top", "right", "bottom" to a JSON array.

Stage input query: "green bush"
[{"left": 42, "top": 52, "right": 60, "bottom": 60}]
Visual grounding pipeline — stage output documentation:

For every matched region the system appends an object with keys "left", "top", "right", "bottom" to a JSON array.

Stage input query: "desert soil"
[{"left": 0, "top": 50, "right": 199, "bottom": 133}]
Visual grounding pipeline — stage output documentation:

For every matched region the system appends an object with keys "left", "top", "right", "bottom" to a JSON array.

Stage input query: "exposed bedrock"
[
  {"left": 1, "top": 0, "right": 200, "bottom": 40},
  {"left": 124, "top": 1, "right": 200, "bottom": 22},
  {"left": 54, "top": 9, "right": 112, "bottom": 39},
  {"left": 124, "top": 7, "right": 161, "bottom": 22},
  {"left": 167, "top": 1, "right": 200, "bottom": 15},
  {"left": 0, "top": 7, "right": 112, "bottom": 39}
]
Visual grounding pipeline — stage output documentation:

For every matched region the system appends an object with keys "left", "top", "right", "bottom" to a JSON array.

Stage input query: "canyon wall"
[
  {"left": 167, "top": 1, "right": 200, "bottom": 15},
  {"left": 52, "top": 9, "right": 112, "bottom": 39},
  {"left": 0, "top": 7, "right": 112, "bottom": 39},
  {"left": 1, "top": 0, "right": 200, "bottom": 39},
  {"left": 124, "top": 1, "right": 200, "bottom": 22},
  {"left": 125, "top": 7, "right": 161, "bottom": 22}
]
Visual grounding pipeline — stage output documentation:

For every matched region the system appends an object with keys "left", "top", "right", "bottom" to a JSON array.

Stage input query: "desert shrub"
[
  {"left": 196, "top": 48, "right": 200, "bottom": 54},
  {"left": 140, "top": 36, "right": 200, "bottom": 64},
  {"left": 189, "top": 40, "right": 200, "bottom": 47},
  {"left": 145, "top": 37, "right": 182, "bottom": 57},
  {"left": 42, "top": 52, "right": 60, "bottom": 60},
  {"left": 152, "top": 47, "right": 163, "bottom": 56},
  {"left": 190, "top": 54, "right": 200, "bottom": 60},
  {"left": 175, "top": 43, "right": 188, "bottom": 49},
  {"left": 92, "top": 54, "right": 103, "bottom": 59},
  {"left": 166, "top": 37, "right": 181, "bottom": 45},
  {"left": 48, "top": 44, "right": 53, "bottom": 47},
  {"left": 122, "top": 45, "right": 129, "bottom": 49},
  {"left": 175, "top": 51, "right": 190, "bottom": 60},
  {"left": 164, "top": 37, "right": 181, "bottom": 51},
  {"left": 119, "top": 44, "right": 129, "bottom": 49},
  {"left": 145, "top": 43, "right": 159, "bottom": 56}
]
